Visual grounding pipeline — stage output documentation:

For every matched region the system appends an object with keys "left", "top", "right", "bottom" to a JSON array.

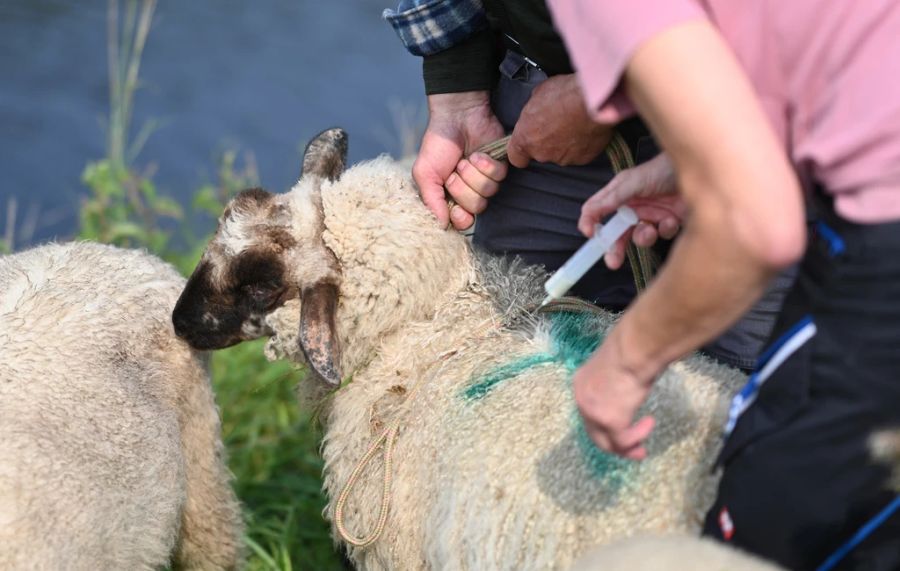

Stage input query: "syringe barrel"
[{"left": 542, "top": 206, "right": 638, "bottom": 299}]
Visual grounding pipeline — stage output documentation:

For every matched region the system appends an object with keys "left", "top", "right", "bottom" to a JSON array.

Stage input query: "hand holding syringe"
[{"left": 541, "top": 206, "right": 639, "bottom": 306}]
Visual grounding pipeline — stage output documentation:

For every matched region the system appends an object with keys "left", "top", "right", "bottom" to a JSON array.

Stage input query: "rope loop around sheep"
[
  {"left": 333, "top": 132, "right": 657, "bottom": 549},
  {"left": 332, "top": 340, "right": 469, "bottom": 548},
  {"left": 333, "top": 420, "right": 399, "bottom": 547}
]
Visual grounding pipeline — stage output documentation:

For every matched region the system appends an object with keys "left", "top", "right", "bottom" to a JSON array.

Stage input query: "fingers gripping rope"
[{"left": 475, "top": 135, "right": 512, "bottom": 162}]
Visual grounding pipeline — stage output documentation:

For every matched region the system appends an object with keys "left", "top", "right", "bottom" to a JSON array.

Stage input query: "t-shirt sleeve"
[{"left": 547, "top": 0, "right": 706, "bottom": 122}]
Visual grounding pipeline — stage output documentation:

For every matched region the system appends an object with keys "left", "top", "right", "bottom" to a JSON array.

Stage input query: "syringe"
[{"left": 541, "top": 206, "right": 639, "bottom": 306}]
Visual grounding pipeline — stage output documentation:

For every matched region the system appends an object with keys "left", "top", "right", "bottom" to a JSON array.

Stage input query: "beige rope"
[
  {"left": 333, "top": 417, "right": 399, "bottom": 547},
  {"left": 606, "top": 132, "right": 658, "bottom": 292},
  {"left": 333, "top": 319, "right": 496, "bottom": 548},
  {"left": 475, "top": 135, "right": 512, "bottom": 162}
]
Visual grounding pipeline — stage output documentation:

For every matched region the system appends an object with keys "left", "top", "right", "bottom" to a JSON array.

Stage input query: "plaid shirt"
[{"left": 383, "top": 0, "right": 487, "bottom": 57}]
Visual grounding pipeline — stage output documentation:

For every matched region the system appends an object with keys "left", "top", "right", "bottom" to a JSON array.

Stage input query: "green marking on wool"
[
  {"left": 461, "top": 310, "right": 635, "bottom": 485},
  {"left": 575, "top": 412, "right": 637, "bottom": 485},
  {"left": 546, "top": 312, "right": 606, "bottom": 371},
  {"left": 461, "top": 312, "right": 607, "bottom": 401},
  {"left": 462, "top": 353, "right": 555, "bottom": 401}
]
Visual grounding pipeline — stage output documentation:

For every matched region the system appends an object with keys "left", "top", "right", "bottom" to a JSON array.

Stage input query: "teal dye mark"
[
  {"left": 461, "top": 311, "right": 609, "bottom": 401},
  {"left": 462, "top": 352, "right": 555, "bottom": 401},
  {"left": 554, "top": 314, "right": 635, "bottom": 486},
  {"left": 546, "top": 312, "right": 607, "bottom": 372},
  {"left": 575, "top": 412, "right": 636, "bottom": 486}
]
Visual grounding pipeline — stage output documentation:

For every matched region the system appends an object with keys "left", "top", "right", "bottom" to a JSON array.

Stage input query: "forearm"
[
  {"left": 610, "top": 200, "right": 777, "bottom": 380},
  {"left": 610, "top": 22, "right": 806, "bottom": 378}
]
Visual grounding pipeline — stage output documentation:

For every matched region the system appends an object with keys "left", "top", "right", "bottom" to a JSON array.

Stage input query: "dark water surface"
[{"left": 0, "top": 0, "right": 424, "bottom": 244}]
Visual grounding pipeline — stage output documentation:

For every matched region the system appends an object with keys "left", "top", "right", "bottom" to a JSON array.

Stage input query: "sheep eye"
[{"left": 241, "top": 283, "right": 274, "bottom": 300}]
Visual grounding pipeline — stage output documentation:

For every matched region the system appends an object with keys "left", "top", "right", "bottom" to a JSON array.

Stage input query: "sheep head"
[{"left": 173, "top": 128, "right": 348, "bottom": 385}]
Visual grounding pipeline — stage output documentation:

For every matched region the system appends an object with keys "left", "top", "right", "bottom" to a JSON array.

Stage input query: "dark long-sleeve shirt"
[{"left": 385, "top": 0, "right": 573, "bottom": 94}]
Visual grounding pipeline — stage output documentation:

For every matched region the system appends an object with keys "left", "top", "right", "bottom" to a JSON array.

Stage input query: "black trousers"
[
  {"left": 703, "top": 200, "right": 900, "bottom": 570},
  {"left": 475, "top": 50, "right": 794, "bottom": 370}
]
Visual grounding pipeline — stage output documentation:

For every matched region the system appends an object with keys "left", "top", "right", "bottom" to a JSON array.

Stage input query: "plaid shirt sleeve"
[{"left": 383, "top": 0, "right": 487, "bottom": 57}]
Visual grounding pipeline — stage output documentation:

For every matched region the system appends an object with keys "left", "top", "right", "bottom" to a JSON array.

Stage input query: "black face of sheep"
[
  {"left": 172, "top": 128, "right": 348, "bottom": 385},
  {"left": 172, "top": 236, "right": 294, "bottom": 350}
]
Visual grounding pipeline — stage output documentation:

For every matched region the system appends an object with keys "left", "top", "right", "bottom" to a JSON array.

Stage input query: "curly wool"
[
  {"left": 0, "top": 242, "right": 243, "bottom": 571},
  {"left": 569, "top": 534, "right": 785, "bottom": 571},
  {"left": 258, "top": 155, "right": 748, "bottom": 571}
]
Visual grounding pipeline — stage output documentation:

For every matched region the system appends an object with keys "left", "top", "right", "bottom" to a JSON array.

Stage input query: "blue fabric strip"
[
  {"left": 753, "top": 315, "right": 815, "bottom": 371},
  {"left": 724, "top": 315, "right": 815, "bottom": 435},
  {"left": 816, "top": 495, "right": 900, "bottom": 571}
]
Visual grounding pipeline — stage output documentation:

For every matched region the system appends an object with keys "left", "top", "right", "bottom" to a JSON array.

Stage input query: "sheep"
[
  {"left": 568, "top": 534, "right": 785, "bottom": 571},
  {"left": 0, "top": 242, "right": 243, "bottom": 570},
  {"left": 172, "top": 128, "right": 748, "bottom": 570}
]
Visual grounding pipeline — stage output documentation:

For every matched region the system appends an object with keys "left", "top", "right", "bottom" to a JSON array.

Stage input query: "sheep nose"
[{"left": 172, "top": 311, "right": 192, "bottom": 340}]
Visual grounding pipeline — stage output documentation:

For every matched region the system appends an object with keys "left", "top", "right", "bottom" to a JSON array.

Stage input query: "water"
[{"left": 0, "top": 0, "right": 425, "bottom": 246}]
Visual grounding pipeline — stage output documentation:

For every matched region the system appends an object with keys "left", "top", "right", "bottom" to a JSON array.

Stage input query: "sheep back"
[
  {"left": 569, "top": 534, "right": 785, "bottom": 571},
  {"left": 0, "top": 242, "right": 242, "bottom": 570},
  {"left": 268, "top": 272, "right": 745, "bottom": 570}
]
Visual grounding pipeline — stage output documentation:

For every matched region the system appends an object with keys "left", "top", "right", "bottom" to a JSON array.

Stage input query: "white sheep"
[
  {"left": 0, "top": 242, "right": 243, "bottom": 570},
  {"left": 172, "top": 128, "right": 747, "bottom": 570},
  {"left": 569, "top": 534, "right": 785, "bottom": 571}
]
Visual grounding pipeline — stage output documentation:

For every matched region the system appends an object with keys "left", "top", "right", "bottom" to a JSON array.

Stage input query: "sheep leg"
[{"left": 169, "top": 352, "right": 245, "bottom": 571}]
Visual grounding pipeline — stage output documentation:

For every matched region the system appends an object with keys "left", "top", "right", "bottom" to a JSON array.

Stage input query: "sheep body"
[
  {"left": 569, "top": 534, "right": 785, "bottom": 571},
  {"left": 260, "top": 156, "right": 747, "bottom": 570},
  {"left": 0, "top": 242, "right": 243, "bottom": 570}
]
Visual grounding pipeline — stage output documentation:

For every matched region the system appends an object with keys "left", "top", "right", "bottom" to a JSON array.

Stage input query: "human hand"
[
  {"left": 413, "top": 92, "right": 507, "bottom": 230},
  {"left": 573, "top": 330, "right": 658, "bottom": 460},
  {"left": 579, "top": 153, "right": 686, "bottom": 269},
  {"left": 507, "top": 73, "right": 613, "bottom": 168}
]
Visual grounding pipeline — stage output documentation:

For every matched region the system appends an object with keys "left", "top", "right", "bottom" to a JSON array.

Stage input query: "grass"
[{"left": 209, "top": 341, "right": 346, "bottom": 570}]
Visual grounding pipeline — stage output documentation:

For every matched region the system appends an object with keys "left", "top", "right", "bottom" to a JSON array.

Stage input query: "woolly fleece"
[
  {"left": 261, "top": 156, "right": 747, "bottom": 570},
  {"left": 569, "top": 534, "right": 785, "bottom": 571},
  {"left": 0, "top": 242, "right": 243, "bottom": 570}
]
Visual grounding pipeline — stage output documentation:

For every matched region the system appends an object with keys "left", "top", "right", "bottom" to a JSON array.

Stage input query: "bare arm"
[{"left": 575, "top": 21, "right": 806, "bottom": 459}]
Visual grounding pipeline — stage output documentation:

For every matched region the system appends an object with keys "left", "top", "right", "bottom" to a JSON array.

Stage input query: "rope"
[
  {"left": 333, "top": 316, "right": 497, "bottom": 547},
  {"left": 333, "top": 421, "right": 398, "bottom": 547},
  {"left": 606, "top": 133, "right": 658, "bottom": 292},
  {"left": 476, "top": 135, "right": 512, "bottom": 162}
]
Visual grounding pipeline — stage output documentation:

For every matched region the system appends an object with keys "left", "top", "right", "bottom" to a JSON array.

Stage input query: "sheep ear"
[
  {"left": 299, "top": 281, "right": 342, "bottom": 385},
  {"left": 301, "top": 128, "right": 348, "bottom": 182}
]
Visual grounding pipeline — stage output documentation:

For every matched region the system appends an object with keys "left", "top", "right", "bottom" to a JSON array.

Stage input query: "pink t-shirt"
[{"left": 547, "top": 0, "right": 900, "bottom": 224}]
